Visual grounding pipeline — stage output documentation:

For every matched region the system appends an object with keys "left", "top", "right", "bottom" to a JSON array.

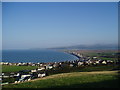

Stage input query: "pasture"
[
  {"left": 3, "top": 71, "right": 119, "bottom": 88},
  {"left": 2, "top": 65, "right": 38, "bottom": 72}
]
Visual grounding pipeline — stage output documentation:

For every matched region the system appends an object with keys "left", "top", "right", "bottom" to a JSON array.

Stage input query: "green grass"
[
  {"left": 83, "top": 52, "right": 99, "bottom": 57},
  {"left": 2, "top": 65, "right": 38, "bottom": 72},
  {"left": 45, "top": 64, "right": 119, "bottom": 76},
  {"left": 99, "top": 57, "right": 117, "bottom": 61},
  {"left": 80, "top": 50, "right": 118, "bottom": 57},
  {"left": 3, "top": 71, "right": 119, "bottom": 88},
  {"left": 78, "top": 65, "right": 119, "bottom": 72}
]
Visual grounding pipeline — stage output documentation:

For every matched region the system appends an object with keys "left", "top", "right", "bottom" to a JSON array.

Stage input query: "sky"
[
  {"left": 2, "top": 2, "right": 118, "bottom": 50},
  {"left": 0, "top": 2, "right": 2, "bottom": 51}
]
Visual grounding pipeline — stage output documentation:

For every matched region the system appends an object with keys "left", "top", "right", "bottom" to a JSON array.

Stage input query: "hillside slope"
[{"left": 3, "top": 71, "right": 119, "bottom": 88}]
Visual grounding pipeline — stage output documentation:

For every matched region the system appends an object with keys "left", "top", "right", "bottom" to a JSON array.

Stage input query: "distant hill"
[{"left": 48, "top": 44, "right": 118, "bottom": 50}]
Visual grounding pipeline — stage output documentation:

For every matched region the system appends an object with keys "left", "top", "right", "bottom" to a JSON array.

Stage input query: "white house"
[
  {"left": 14, "top": 73, "right": 20, "bottom": 77},
  {"left": 102, "top": 61, "right": 107, "bottom": 64},
  {"left": 78, "top": 62, "right": 84, "bottom": 66},
  {"left": 69, "top": 64, "right": 74, "bottom": 67},
  {"left": 21, "top": 74, "right": 31, "bottom": 78},
  {"left": 38, "top": 73, "right": 46, "bottom": 78},
  {"left": 37, "top": 67, "right": 45, "bottom": 71},
  {"left": 15, "top": 74, "right": 31, "bottom": 83},
  {"left": 31, "top": 69, "right": 37, "bottom": 72},
  {"left": 95, "top": 60, "right": 100, "bottom": 64},
  {"left": 93, "top": 57, "right": 97, "bottom": 59},
  {"left": 45, "top": 65, "right": 53, "bottom": 69},
  {"left": 48, "top": 66, "right": 53, "bottom": 69}
]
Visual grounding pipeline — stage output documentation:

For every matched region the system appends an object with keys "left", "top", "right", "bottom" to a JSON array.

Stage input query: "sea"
[{"left": 2, "top": 49, "right": 78, "bottom": 63}]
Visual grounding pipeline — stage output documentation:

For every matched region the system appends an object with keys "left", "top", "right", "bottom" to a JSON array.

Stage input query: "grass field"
[
  {"left": 71, "top": 49, "right": 118, "bottom": 57},
  {"left": 45, "top": 64, "right": 119, "bottom": 76},
  {"left": 3, "top": 71, "right": 120, "bottom": 88},
  {"left": 2, "top": 65, "right": 38, "bottom": 72}
]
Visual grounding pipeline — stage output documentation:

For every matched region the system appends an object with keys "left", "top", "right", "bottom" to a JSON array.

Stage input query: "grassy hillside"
[
  {"left": 3, "top": 71, "right": 119, "bottom": 88},
  {"left": 2, "top": 65, "right": 38, "bottom": 72},
  {"left": 45, "top": 64, "right": 119, "bottom": 76}
]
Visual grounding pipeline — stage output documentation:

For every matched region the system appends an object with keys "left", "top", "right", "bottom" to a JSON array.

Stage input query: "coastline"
[{"left": 1, "top": 49, "right": 119, "bottom": 87}]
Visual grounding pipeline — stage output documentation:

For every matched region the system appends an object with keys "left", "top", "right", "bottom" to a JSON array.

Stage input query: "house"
[
  {"left": 38, "top": 73, "right": 46, "bottom": 78},
  {"left": 20, "top": 76, "right": 31, "bottom": 82},
  {"left": 48, "top": 66, "right": 53, "bottom": 69},
  {"left": 85, "top": 61, "right": 92, "bottom": 65},
  {"left": 69, "top": 64, "right": 74, "bottom": 67},
  {"left": 10, "top": 73, "right": 15, "bottom": 78},
  {"left": 2, "top": 73, "right": 10, "bottom": 78},
  {"left": 53, "top": 63, "right": 59, "bottom": 68},
  {"left": 45, "top": 65, "right": 53, "bottom": 69},
  {"left": 15, "top": 74, "right": 31, "bottom": 83},
  {"left": 24, "top": 76, "right": 31, "bottom": 81},
  {"left": 107, "top": 60, "right": 114, "bottom": 64},
  {"left": 8, "top": 63, "right": 12, "bottom": 65},
  {"left": 2, "top": 73, "right": 4, "bottom": 76},
  {"left": 31, "top": 69, "right": 37, "bottom": 73},
  {"left": 21, "top": 74, "right": 31, "bottom": 78},
  {"left": 93, "top": 57, "right": 97, "bottom": 59},
  {"left": 17, "top": 63, "right": 22, "bottom": 66},
  {"left": 102, "top": 61, "right": 107, "bottom": 64},
  {"left": 14, "top": 73, "right": 20, "bottom": 77},
  {"left": 78, "top": 62, "right": 84, "bottom": 66},
  {"left": 14, "top": 70, "right": 31, "bottom": 79},
  {"left": 95, "top": 60, "right": 100, "bottom": 64},
  {"left": 37, "top": 67, "right": 45, "bottom": 71},
  {"left": 3, "top": 62, "right": 9, "bottom": 65},
  {"left": 32, "top": 64, "right": 36, "bottom": 66}
]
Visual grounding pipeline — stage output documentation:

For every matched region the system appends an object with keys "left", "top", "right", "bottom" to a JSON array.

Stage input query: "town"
[{"left": 1, "top": 50, "right": 119, "bottom": 86}]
